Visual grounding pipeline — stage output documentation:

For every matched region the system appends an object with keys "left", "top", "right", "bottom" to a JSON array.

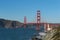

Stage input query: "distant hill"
[{"left": 0, "top": 19, "right": 23, "bottom": 28}]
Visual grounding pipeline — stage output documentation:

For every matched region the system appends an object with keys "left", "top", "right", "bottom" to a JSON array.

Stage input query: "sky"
[{"left": 0, "top": 0, "right": 60, "bottom": 23}]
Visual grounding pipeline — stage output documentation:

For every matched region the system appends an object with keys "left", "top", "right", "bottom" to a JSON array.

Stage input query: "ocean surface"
[{"left": 0, "top": 26, "right": 44, "bottom": 40}]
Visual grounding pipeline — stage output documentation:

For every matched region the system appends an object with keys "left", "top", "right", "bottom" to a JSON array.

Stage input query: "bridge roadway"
[
  {"left": 25, "top": 23, "right": 60, "bottom": 27},
  {"left": 20, "top": 22, "right": 60, "bottom": 28}
]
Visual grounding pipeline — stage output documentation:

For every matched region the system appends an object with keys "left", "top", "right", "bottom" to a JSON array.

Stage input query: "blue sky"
[{"left": 0, "top": 0, "right": 60, "bottom": 23}]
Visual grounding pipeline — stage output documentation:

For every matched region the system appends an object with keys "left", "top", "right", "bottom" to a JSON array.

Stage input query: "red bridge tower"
[
  {"left": 24, "top": 16, "right": 27, "bottom": 28},
  {"left": 36, "top": 10, "right": 41, "bottom": 30}
]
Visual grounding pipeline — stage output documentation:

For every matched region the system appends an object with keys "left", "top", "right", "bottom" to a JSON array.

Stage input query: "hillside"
[
  {"left": 0, "top": 19, "right": 23, "bottom": 28},
  {"left": 44, "top": 26, "right": 60, "bottom": 40}
]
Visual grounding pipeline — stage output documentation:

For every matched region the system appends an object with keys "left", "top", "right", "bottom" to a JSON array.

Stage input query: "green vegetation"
[{"left": 44, "top": 26, "right": 60, "bottom": 40}]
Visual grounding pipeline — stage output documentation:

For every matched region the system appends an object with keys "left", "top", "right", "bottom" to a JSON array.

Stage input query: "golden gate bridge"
[{"left": 21, "top": 10, "right": 60, "bottom": 31}]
